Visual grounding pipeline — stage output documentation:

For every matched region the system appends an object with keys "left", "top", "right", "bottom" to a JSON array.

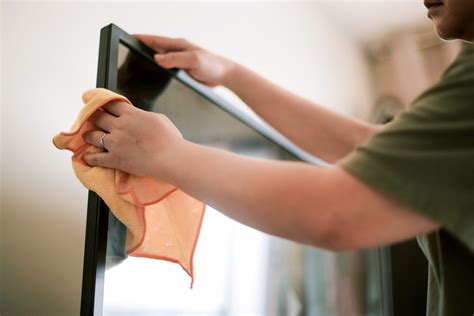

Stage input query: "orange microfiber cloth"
[{"left": 53, "top": 88, "right": 206, "bottom": 287}]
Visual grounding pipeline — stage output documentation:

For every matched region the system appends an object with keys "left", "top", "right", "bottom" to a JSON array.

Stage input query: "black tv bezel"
[{"left": 81, "top": 23, "right": 328, "bottom": 315}]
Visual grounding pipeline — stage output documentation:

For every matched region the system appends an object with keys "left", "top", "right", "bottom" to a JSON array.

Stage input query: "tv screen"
[{"left": 81, "top": 24, "right": 385, "bottom": 316}]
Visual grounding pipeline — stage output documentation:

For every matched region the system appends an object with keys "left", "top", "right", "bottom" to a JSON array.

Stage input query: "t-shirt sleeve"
[{"left": 339, "top": 44, "right": 474, "bottom": 252}]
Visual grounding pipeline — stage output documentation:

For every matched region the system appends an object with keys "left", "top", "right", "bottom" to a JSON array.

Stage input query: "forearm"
[
  {"left": 83, "top": 89, "right": 437, "bottom": 252},
  {"left": 157, "top": 139, "right": 335, "bottom": 247},
  {"left": 223, "top": 62, "right": 381, "bottom": 163}
]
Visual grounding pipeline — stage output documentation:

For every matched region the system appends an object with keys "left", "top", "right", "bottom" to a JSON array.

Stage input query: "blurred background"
[{"left": 0, "top": 1, "right": 463, "bottom": 315}]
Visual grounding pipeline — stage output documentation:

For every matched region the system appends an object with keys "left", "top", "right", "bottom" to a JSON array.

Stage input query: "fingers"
[
  {"left": 83, "top": 152, "right": 117, "bottom": 169},
  {"left": 133, "top": 34, "right": 194, "bottom": 53},
  {"left": 84, "top": 130, "right": 111, "bottom": 150},
  {"left": 154, "top": 51, "right": 199, "bottom": 70},
  {"left": 88, "top": 110, "right": 118, "bottom": 132},
  {"left": 103, "top": 100, "right": 130, "bottom": 117}
]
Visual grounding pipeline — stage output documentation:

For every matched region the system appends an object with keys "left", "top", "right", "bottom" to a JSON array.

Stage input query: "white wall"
[{"left": 1, "top": 2, "right": 374, "bottom": 314}]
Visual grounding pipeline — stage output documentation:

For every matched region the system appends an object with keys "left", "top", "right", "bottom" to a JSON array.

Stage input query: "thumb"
[
  {"left": 83, "top": 152, "right": 117, "bottom": 169},
  {"left": 154, "top": 51, "right": 199, "bottom": 70}
]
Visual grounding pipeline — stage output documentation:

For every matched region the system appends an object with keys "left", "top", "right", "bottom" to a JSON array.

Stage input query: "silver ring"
[{"left": 99, "top": 132, "right": 108, "bottom": 150}]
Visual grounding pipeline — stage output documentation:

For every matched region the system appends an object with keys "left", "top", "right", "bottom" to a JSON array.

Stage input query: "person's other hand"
[
  {"left": 82, "top": 101, "right": 183, "bottom": 180},
  {"left": 133, "top": 34, "right": 234, "bottom": 87}
]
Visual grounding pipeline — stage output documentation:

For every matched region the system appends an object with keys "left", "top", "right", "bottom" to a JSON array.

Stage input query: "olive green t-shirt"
[{"left": 340, "top": 43, "right": 474, "bottom": 316}]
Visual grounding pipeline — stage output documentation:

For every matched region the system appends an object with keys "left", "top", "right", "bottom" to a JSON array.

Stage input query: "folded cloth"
[{"left": 53, "top": 88, "right": 206, "bottom": 287}]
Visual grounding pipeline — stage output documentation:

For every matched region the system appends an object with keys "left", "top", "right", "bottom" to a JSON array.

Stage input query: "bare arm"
[
  {"left": 135, "top": 34, "right": 381, "bottom": 163},
  {"left": 158, "top": 140, "right": 439, "bottom": 250},
  {"left": 222, "top": 63, "right": 382, "bottom": 163},
  {"left": 84, "top": 105, "right": 439, "bottom": 251},
  {"left": 84, "top": 35, "right": 437, "bottom": 251}
]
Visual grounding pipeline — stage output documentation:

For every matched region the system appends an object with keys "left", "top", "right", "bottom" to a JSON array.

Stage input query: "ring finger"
[{"left": 84, "top": 130, "right": 112, "bottom": 151}]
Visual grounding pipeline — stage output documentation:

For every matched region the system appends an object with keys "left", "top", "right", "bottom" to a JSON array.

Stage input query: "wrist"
[
  {"left": 221, "top": 59, "right": 240, "bottom": 88},
  {"left": 152, "top": 137, "right": 192, "bottom": 185}
]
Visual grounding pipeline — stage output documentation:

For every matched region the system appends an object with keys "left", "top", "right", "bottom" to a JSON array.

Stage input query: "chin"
[
  {"left": 431, "top": 15, "right": 474, "bottom": 41},
  {"left": 434, "top": 27, "right": 456, "bottom": 40},
  {"left": 435, "top": 27, "right": 473, "bottom": 41},
  {"left": 433, "top": 20, "right": 463, "bottom": 41}
]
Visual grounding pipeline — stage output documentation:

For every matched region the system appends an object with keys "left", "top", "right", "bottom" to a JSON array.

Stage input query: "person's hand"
[
  {"left": 133, "top": 34, "right": 235, "bottom": 87},
  {"left": 82, "top": 100, "right": 183, "bottom": 179}
]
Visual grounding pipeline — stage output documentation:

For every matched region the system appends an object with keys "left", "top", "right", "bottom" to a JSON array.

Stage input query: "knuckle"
[
  {"left": 113, "top": 118, "right": 122, "bottom": 129},
  {"left": 162, "top": 115, "right": 172, "bottom": 124},
  {"left": 108, "top": 119, "right": 118, "bottom": 130},
  {"left": 157, "top": 113, "right": 167, "bottom": 121},
  {"left": 105, "top": 134, "right": 116, "bottom": 146},
  {"left": 159, "top": 114, "right": 174, "bottom": 127},
  {"left": 121, "top": 103, "right": 132, "bottom": 113},
  {"left": 110, "top": 131, "right": 124, "bottom": 146},
  {"left": 190, "top": 50, "right": 199, "bottom": 58},
  {"left": 116, "top": 116, "right": 129, "bottom": 129},
  {"left": 189, "top": 51, "right": 199, "bottom": 65},
  {"left": 177, "top": 37, "right": 195, "bottom": 49},
  {"left": 119, "top": 109, "right": 130, "bottom": 119},
  {"left": 89, "top": 156, "right": 99, "bottom": 165}
]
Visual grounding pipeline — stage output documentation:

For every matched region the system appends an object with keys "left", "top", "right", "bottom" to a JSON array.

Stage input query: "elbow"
[
  {"left": 314, "top": 228, "right": 353, "bottom": 252},
  {"left": 304, "top": 210, "right": 357, "bottom": 252},
  {"left": 296, "top": 167, "right": 366, "bottom": 252},
  {"left": 323, "top": 238, "right": 354, "bottom": 253}
]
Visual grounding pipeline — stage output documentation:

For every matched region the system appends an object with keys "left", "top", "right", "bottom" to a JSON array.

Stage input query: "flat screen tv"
[{"left": 81, "top": 23, "right": 389, "bottom": 316}]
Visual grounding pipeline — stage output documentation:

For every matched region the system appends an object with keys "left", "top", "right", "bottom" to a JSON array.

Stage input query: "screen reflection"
[{"left": 102, "top": 42, "right": 384, "bottom": 316}]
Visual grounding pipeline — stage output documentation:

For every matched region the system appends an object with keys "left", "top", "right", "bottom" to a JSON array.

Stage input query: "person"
[{"left": 82, "top": 1, "right": 474, "bottom": 314}]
